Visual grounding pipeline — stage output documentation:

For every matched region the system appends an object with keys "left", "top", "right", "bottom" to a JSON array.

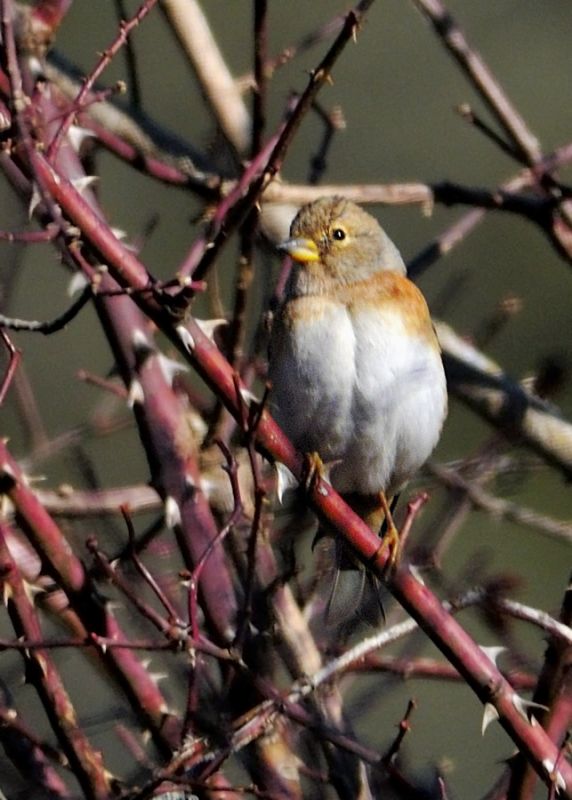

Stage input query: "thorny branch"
[{"left": 0, "top": 1, "right": 570, "bottom": 799}]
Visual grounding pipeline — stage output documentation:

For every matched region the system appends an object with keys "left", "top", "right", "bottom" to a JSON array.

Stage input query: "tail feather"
[{"left": 323, "top": 493, "right": 400, "bottom": 626}]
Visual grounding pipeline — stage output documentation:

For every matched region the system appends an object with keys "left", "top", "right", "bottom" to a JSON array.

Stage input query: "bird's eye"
[{"left": 332, "top": 228, "right": 346, "bottom": 241}]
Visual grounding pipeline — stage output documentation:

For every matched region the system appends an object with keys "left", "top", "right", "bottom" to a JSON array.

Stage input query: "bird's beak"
[{"left": 278, "top": 237, "right": 320, "bottom": 263}]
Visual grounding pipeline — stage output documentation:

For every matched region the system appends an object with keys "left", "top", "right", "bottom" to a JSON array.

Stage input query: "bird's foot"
[
  {"left": 303, "top": 451, "right": 326, "bottom": 492},
  {"left": 375, "top": 491, "right": 401, "bottom": 573}
]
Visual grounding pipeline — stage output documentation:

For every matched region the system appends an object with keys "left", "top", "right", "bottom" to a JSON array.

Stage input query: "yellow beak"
[{"left": 278, "top": 237, "right": 320, "bottom": 264}]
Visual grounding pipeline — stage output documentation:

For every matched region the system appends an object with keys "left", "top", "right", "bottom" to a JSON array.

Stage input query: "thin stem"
[
  {"left": 0, "top": 329, "right": 21, "bottom": 406},
  {"left": 47, "top": 0, "right": 159, "bottom": 160},
  {"left": 0, "top": 285, "right": 92, "bottom": 334}
]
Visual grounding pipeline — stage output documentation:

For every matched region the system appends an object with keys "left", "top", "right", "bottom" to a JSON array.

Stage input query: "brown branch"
[
  {"left": 437, "top": 322, "right": 572, "bottom": 481},
  {"left": 0, "top": 520, "right": 111, "bottom": 800},
  {"left": 177, "top": 0, "right": 377, "bottom": 283},
  {"left": 0, "top": 284, "right": 92, "bottom": 333},
  {"left": 25, "top": 129, "right": 572, "bottom": 793},
  {"left": 0, "top": 701, "right": 71, "bottom": 798},
  {"left": 412, "top": 0, "right": 542, "bottom": 165},
  {"left": 427, "top": 462, "right": 572, "bottom": 544},
  {"left": 0, "top": 439, "right": 184, "bottom": 752},
  {"left": 47, "top": 0, "right": 160, "bottom": 160},
  {"left": 176, "top": 319, "right": 572, "bottom": 794},
  {"left": 0, "top": 329, "right": 21, "bottom": 406},
  {"left": 508, "top": 576, "right": 572, "bottom": 797},
  {"left": 34, "top": 484, "right": 160, "bottom": 517},
  {"left": 160, "top": 0, "right": 251, "bottom": 156}
]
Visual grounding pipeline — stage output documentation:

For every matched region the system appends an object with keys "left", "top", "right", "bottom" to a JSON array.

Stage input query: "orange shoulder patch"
[{"left": 344, "top": 272, "right": 439, "bottom": 345}]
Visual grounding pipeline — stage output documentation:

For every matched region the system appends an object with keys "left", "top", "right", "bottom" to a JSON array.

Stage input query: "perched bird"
[{"left": 269, "top": 196, "right": 447, "bottom": 623}]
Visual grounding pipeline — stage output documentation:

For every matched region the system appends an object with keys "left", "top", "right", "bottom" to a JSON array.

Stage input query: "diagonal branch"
[{"left": 412, "top": 0, "right": 542, "bottom": 165}]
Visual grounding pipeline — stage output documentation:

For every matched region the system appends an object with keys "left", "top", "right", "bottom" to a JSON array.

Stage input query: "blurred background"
[{"left": 1, "top": 2, "right": 571, "bottom": 798}]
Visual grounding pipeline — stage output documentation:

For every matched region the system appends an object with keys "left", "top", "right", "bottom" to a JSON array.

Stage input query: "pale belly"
[{"left": 269, "top": 301, "right": 447, "bottom": 496}]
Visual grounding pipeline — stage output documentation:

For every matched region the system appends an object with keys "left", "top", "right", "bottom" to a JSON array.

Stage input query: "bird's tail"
[{"left": 323, "top": 493, "right": 399, "bottom": 627}]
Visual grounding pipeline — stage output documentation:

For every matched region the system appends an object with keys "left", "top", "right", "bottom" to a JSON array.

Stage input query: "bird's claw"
[
  {"left": 375, "top": 491, "right": 401, "bottom": 574},
  {"left": 375, "top": 522, "right": 401, "bottom": 574},
  {"left": 303, "top": 451, "right": 326, "bottom": 492}
]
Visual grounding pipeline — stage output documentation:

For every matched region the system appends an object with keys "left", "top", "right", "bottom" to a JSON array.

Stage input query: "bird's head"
[{"left": 278, "top": 197, "right": 406, "bottom": 293}]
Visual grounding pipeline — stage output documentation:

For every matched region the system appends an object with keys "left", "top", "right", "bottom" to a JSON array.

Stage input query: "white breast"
[
  {"left": 270, "top": 302, "right": 447, "bottom": 497},
  {"left": 335, "top": 307, "right": 447, "bottom": 495},
  {"left": 269, "top": 301, "right": 356, "bottom": 460}
]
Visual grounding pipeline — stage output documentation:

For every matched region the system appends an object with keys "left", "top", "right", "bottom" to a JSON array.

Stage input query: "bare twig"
[
  {"left": 437, "top": 321, "right": 572, "bottom": 480},
  {"left": 428, "top": 461, "right": 572, "bottom": 544},
  {"left": 0, "top": 284, "right": 92, "bottom": 334},
  {"left": 160, "top": 0, "right": 251, "bottom": 155},
  {"left": 178, "top": 0, "right": 377, "bottom": 282},
  {"left": 0, "top": 329, "right": 21, "bottom": 406},
  {"left": 412, "top": 0, "right": 542, "bottom": 165},
  {"left": 47, "top": 0, "right": 160, "bottom": 160},
  {"left": 0, "top": 520, "right": 111, "bottom": 800}
]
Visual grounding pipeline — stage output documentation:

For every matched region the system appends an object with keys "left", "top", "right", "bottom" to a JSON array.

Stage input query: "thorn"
[
  {"left": 512, "top": 693, "right": 549, "bottom": 722},
  {"left": 22, "top": 580, "right": 46, "bottom": 602},
  {"left": 28, "top": 184, "right": 41, "bottom": 218},
  {"left": 67, "top": 271, "right": 89, "bottom": 297},
  {"left": 408, "top": 564, "right": 426, "bottom": 585},
  {"left": 176, "top": 325, "right": 195, "bottom": 352},
  {"left": 481, "top": 702, "right": 499, "bottom": 735},
  {"left": 183, "top": 474, "right": 196, "bottom": 501},
  {"left": 275, "top": 462, "right": 298, "bottom": 503},
  {"left": 131, "top": 329, "right": 152, "bottom": 353},
  {"left": 68, "top": 125, "right": 95, "bottom": 153},
  {"left": 1, "top": 463, "right": 16, "bottom": 481},
  {"left": 319, "top": 458, "right": 340, "bottom": 484},
  {"left": 71, "top": 175, "right": 99, "bottom": 194},
  {"left": 164, "top": 496, "right": 182, "bottom": 529},
  {"left": 542, "top": 759, "right": 567, "bottom": 792},
  {"left": 111, "top": 227, "right": 127, "bottom": 241},
  {"left": 2, "top": 581, "right": 13, "bottom": 606},
  {"left": 34, "top": 652, "right": 48, "bottom": 678},
  {"left": 194, "top": 317, "right": 228, "bottom": 342},
  {"left": 149, "top": 670, "right": 169, "bottom": 686},
  {"left": 157, "top": 354, "right": 188, "bottom": 386},
  {"left": 239, "top": 386, "right": 258, "bottom": 405},
  {"left": 127, "top": 379, "right": 144, "bottom": 408},
  {"left": 479, "top": 646, "right": 506, "bottom": 667},
  {"left": 26, "top": 474, "right": 46, "bottom": 485},
  {"left": 131, "top": 330, "right": 155, "bottom": 367}
]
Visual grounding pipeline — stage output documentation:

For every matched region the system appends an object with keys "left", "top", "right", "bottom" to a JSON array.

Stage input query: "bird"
[{"left": 268, "top": 196, "right": 447, "bottom": 624}]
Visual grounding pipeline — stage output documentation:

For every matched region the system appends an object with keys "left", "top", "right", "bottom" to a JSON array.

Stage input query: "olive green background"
[{"left": 1, "top": 2, "right": 571, "bottom": 798}]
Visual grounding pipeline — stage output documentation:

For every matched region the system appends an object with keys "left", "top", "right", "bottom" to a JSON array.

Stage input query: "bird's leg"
[
  {"left": 302, "top": 451, "right": 326, "bottom": 492},
  {"left": 375, "top": 491, "right": 401, "bottom": 571}
]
